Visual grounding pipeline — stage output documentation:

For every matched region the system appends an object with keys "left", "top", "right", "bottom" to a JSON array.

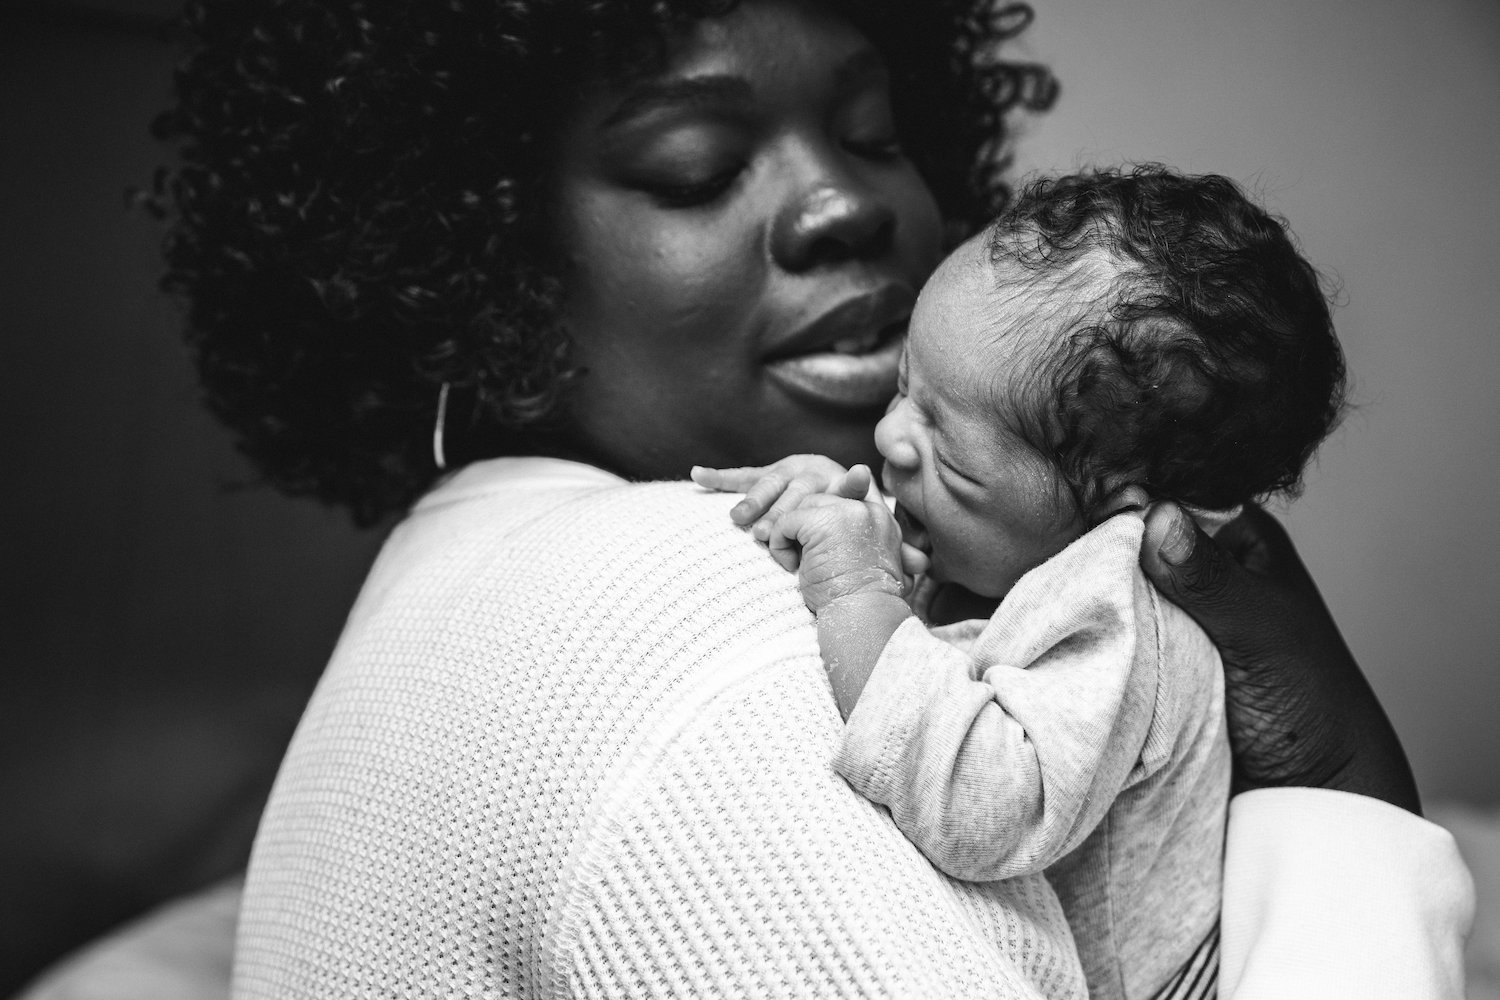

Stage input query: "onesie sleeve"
[{"left": 834, "top": 516, "right": 1162, "bottom": 882}]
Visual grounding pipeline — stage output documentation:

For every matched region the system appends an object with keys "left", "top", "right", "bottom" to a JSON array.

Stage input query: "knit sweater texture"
[{"left": 232, "top": 457, "right": 1089, "bottom": 999}]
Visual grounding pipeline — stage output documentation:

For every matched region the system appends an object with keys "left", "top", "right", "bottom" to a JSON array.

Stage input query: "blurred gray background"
[{"left": 1, "top": 0, "right": 1497, "bottom": 992}]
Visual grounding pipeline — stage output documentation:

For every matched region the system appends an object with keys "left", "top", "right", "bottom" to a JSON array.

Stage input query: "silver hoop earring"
[{"left": 432, "top": 382, "right": 452, "bottom": 471}]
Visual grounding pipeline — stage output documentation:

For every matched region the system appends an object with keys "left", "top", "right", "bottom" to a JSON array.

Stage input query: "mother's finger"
[{"left": 1140, "top": 502, "right": 1245, "bottom": 621}]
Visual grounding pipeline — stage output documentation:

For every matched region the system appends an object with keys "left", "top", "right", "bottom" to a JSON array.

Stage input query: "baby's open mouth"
[{"left": 893, "top": 503, "right": 931, "bottom": 556}]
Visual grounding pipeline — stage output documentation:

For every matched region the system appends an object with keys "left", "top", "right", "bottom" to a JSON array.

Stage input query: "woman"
[{"left": 136, "top": 0, "right": 1466, "bottom": 997}]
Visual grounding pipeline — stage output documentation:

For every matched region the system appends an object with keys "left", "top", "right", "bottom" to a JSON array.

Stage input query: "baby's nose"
[{"left": 874, "top": 408, "right": 919, "bottom": 470}]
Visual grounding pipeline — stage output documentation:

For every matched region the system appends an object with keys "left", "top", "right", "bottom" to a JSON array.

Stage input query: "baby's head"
[{"left": 877, "top": 165, "right": 1346, "bottom": 597}]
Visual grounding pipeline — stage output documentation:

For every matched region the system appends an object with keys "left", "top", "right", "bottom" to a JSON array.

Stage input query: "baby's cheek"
[{"left": 1010, "top": 457, "right": 1081, "bottom": 538}]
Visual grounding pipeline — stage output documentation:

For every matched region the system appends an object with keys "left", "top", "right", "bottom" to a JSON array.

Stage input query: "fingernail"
[{"left": 1158, "top": 509, "right": 1194, "bottom": 566}]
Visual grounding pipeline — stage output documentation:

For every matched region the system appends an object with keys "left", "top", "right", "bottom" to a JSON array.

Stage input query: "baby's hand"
[
  {"left": 769, "top": 466, "right": 906, "bottom": 615},
  {"left": 691, "top": 454, "right": 872, "bottom": 545}
]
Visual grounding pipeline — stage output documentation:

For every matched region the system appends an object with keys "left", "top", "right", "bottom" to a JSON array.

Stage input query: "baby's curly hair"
[
  {"left": 990, "top": 165, "right": 1346, "bottom": 516},
  {"left": 151, "top": 0, "right": 1056, "bottom": 525}
]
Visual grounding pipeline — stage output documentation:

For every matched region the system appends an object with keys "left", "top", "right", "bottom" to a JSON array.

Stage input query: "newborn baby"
[{"left": 696, "top": 165, "right": 1346, "bottom": 1000}]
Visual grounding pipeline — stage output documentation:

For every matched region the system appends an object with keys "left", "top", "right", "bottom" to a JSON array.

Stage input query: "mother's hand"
[{"left": 1140, "top": 502, "right": 1421, "bottom": 814}]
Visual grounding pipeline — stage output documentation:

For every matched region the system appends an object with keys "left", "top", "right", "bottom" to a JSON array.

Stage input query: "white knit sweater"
[{"left": 233, "top": 457, "right": 1089, "bottom": 999}]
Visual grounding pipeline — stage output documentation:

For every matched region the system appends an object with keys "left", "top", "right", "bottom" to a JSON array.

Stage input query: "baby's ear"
[{"left": 1090, "top": 482, "right": 1149, "bottom": 524}]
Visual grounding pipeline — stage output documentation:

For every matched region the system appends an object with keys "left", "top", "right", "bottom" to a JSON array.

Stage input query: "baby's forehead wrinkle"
[
  {"left": 973, "top": 260, "right": 1095, "bottom": 384},
  {"left": 921, "top": 234, "right": 1134, "bottom": 433},
  {"left": 964, "top": 244, "right": 1140, "bottom": 453},
  {"left": 991, "top": 220, "right": 1140, "bottom": 309}
]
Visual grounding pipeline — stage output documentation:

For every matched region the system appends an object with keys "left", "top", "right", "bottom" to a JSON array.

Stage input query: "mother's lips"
[
  {"left": 763, "top": 284, "right": 914, "bottom": 411},
  {"left": 763, "top": 328, "right": 904, "bottom": 410}
]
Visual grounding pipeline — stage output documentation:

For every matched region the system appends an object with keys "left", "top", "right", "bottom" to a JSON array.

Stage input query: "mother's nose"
[{"left": 770, "top": 174, "right": 896, "bottom": 273}]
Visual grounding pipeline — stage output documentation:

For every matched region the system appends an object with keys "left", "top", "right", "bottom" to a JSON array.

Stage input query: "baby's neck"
[{"left": 918, "top": 581, "right": 1004, "bottom": 627}]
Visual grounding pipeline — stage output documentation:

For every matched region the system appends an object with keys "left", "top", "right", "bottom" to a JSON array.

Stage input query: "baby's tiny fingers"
[
  {"left": 829, "top": 464, "right": 874, "bottom": 500},
  {"left": 900, "top": 542, "right": 930, "bottom": 578},
  {"left": 761, "top": 477, "right": 823, "bottom": 526},
  {"left": 765, "top": 512, "right": 803, "bottom": 572},
  {"left": 728, "top": 472, "right": 794, "bottom": 525},
  {"left": 691, "top": 465, "right": 766, "bottom": 492},
  {"left": 768, "top": 543, "right": 801, "bottom": 572},
  {"left": 780, "top": 493, "right": 848, "bottom": 511},
  {"left": 753, "top": 475, "right": 839, "bottom": 539}
]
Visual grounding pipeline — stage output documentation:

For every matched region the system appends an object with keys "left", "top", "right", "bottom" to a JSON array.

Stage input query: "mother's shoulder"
[
  {"left": 530, "top": 479, "right": 762, "bottom": 564},
  {"left": 403, "top": 459, "right": 774, "bottom": 582}
]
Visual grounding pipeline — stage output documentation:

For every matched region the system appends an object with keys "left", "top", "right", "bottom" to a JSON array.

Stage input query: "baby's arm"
[
  {"left": 834, "top": 519, "right": 1162, "bottom": 883},
  {"left": 694, "top": 458, "right": 927, "bottom": 716},
  {"left": 770, "top": 472, "right": 918, "bottom": 718},
  {"left": 696, "top": 459, "right": 1149, "bottom": 882},
  {"left": 763, "top": 493, "right": 1156, "bottom": 881}
]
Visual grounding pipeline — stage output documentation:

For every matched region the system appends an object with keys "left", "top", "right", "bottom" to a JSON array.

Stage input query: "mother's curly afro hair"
[{"left": 152, "top": 0, "right": 1056, "bottom": 525}]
